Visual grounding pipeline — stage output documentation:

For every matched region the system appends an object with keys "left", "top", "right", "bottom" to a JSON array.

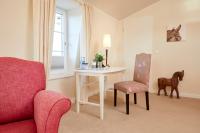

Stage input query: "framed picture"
[{"left": 167, "top": 24, "right": 186, "bottom": 42}]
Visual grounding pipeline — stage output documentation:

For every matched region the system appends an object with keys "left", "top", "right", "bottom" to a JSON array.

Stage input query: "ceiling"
[
  {"left": 88, "top": 0, "right": 160, "bottom": 20},
  {"left": 57, "top": 0, "right": 79, "bottom": 10}
]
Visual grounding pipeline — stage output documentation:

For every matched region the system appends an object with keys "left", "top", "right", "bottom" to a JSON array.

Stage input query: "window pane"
[
  {"left": 52, "top": 51, "right": 64, "bottom": 56},
  {"left": 54, "top": 13, "right": 62, "bottom": 32},
  {"left": 51, "top": 10, "right": 65, "bottom": 71},
  {"left": 52, "top": 32, "right": 63, "bottom": 56},
  {"left": 51, "top": 56, "right": 64, "bottom": 70}
]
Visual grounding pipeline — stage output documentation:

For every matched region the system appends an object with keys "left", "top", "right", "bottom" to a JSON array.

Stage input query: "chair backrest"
[
  {"left": 133, "top": 53, "right": 151, "bottom": 86},
  {"left": 0, "top": 57, "right": 45, "bottom": 124}
]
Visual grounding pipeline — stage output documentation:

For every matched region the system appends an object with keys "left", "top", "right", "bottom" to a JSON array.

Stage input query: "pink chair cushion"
[
  {"left": 0, "top": 119, "right": 37, "bottom": 133},
  {"left": 0, "top": 57, "right": 45, "bottom": 124},
  {"left": 114, "top": 81, "right": 148, "bottom": 93},
  {"left": 133, "top": 53, "right": 151, "bottom": 86},
  {"left": 114, "top": 53, "right": 151, "bottom": 94}
]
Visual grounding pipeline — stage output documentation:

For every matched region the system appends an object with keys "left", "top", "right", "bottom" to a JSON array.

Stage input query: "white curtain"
[
  {"left": 76, "top": 0, "right": 93, "bottom": 63},
  {"left": 75, "top": 0, "right": 93, "bottom": 101},
  {"left": 33, "top": 0, "right": 56, "bottom": 77}
]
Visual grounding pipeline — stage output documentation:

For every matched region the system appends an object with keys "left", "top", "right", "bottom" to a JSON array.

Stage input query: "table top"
[{"left": 75, "top": 67, "right": 126, "bottom": 74}]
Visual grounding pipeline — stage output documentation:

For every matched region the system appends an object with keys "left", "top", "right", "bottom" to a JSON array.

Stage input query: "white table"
[{"left": 75, "top": 67, "right": 126, "bottom": 120}]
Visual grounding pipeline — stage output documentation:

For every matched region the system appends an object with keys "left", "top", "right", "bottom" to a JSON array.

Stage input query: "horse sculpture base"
[{"left": 157, "top": 70, "right": 184, "bottom": 99}]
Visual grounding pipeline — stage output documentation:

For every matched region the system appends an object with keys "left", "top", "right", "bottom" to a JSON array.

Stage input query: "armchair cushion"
[
  {"left": 34, "top": 90, "right": 71, "bottom": 133},
  {"left": 0, "top": 57, "right": 45, "bottom": 124},
  {"left": 0, "top": 119, "right": 37, "bottom": 133}
]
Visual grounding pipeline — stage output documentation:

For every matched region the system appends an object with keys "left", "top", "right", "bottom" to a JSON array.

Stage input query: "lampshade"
[{"left": 103, "top": 34, "right": 111, "bottom": 48}]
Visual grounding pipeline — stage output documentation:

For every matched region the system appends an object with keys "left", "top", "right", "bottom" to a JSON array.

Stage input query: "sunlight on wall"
[
  {"left": 184, "top": 0, "right": 200, "bottom": 11},
  {"left": 123, "top": 0, "right": 200, "bottom": 97}
]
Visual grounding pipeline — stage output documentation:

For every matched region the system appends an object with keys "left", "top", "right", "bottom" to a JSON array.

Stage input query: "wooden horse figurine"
[{"left": 157, "top": 70, "right": 184, "bottom": 98}]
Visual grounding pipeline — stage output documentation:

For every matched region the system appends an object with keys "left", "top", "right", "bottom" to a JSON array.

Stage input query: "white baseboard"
[
  {"left": 149, "top": 89, "right": 200, "bottom": 99},
  {"left": 70, "top": 89, "right": 200, "bottom": 103},
  {"left": 180, "top": 93, "right": 200, "bottom": 99}
]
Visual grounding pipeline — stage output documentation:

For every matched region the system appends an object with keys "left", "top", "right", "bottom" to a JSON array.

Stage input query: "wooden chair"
[{"left": 114, "top": 53, "right": 151, "bottom": 114}]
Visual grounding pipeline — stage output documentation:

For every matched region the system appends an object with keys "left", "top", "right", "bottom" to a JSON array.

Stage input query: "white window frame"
[{"left": 49, "top": 8, "right": 73, "bottom": 80}]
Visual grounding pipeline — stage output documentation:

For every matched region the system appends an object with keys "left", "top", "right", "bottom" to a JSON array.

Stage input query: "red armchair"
[{"left": 0, "top": 57, "right": 71, "bottom": 133}]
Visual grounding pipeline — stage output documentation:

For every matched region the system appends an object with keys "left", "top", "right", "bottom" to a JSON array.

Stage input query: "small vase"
[{"left": 97, "top": 61, "right": 103, "bottom": 68}]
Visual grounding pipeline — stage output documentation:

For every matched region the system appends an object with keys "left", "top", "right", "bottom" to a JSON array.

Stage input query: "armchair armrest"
[{"left": 34, "top": 90, "right": 71, "bottom": 133}]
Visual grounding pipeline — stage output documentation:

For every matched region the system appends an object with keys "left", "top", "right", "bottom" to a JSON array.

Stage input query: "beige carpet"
[{"left": 59, "top": 92, "right": 200, "bottom": 133}]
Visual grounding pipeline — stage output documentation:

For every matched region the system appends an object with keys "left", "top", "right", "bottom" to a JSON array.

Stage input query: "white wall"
[
  {"left": 0, "top": 0, "right": 33, "bottom": 59},
  {"left": 122, "top": 0, "right": 200, "bottom": 98},
  {"left": 91, "top": 7, "right": 123, "bottom": 66},
  {"left": 123, "top": 16, "right": 153, "bottom": 80}
]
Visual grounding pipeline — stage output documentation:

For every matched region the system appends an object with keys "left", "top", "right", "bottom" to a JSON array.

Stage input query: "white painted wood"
[
  {"left": 79, "top": 101, "right": 100, "bottom": 106},
  {"left": 75, "top": 67, "right": 126, "bottom": 120},
  {"left": 74, "top": 67, "right": 126, "bottom": 74},
  {"left": 76, "top": 73, "right": 80, "bottom": 113},
  {"left": 104, "top": 76, "right": 108, "bottom": 98},
  {"left": 99, "top": 75, "right": 105, "bottom": 120}
]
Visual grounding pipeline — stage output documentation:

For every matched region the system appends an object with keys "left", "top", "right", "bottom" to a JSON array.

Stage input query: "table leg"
[
  {"left": 99, "top": 75, "right": 105, "bottom": 120},
  {"left": 76, "top": 73, "right": 80, "bottom": 113},
  {"left": 104, "top": 76, "right": 107, "bottom": 98}
]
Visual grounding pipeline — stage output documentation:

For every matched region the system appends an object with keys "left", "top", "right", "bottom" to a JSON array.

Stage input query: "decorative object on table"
[
  {"left": 80, "top": 57, "right": 86, "bottom": 64},
  {"left": 103, "top": 34, "right": 111, "bottom": 66},
  {"left": 80, "top": 57, "right": 89, "bottom": 69},
  {"left": 80, "top": 62, "right": 89, "bottom": 69},
  {"left": 167, "top": 24, "right": 186, "bottom": 42},
  {"left": 114, "top": 53, "right": 151, "bottom": 115},
  {"left": 94, "top": 52, "right": 104, "bottom": 68},
  {"left": 91, "top": 60, "right": 96, "bottom": 68},
  {"left": 158, "top": 70, "right": 184, "bottom": 98}
]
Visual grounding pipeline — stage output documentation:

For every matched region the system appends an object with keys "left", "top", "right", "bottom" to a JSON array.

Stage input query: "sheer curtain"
[
  {"left": 75, "top": 0, "right": 94, "bottom": 101},
  {"left": 76, "top": 0, "right": 93, "bottom": 63},
  {"left": 33, "top": 0, "right": 56, "bottom": 77}
]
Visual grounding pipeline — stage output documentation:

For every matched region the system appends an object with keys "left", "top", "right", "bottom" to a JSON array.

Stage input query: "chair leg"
[
  {"left": 134, "top": 93, "right": 137, "bottom": 104},
  {"left": 145, "top": 91, "right": 149, "bottom": 110},
  {"left": 114, "top": 89, "right": 117, "bottom": 106},
  {"left": 126, "top": 94, "right": 129, "bottom": 114}
]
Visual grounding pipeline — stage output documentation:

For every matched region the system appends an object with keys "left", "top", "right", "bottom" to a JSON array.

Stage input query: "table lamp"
[{"left": 103, "top": 34, "right": 111, "bottom": 66}]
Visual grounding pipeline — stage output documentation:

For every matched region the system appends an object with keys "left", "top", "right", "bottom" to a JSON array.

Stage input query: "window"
[
  {"left": 50, "top": 9, "right": 68, "bottom": 79},
  {"left": 50, "top": 8, "right": 82, "bottom": 80},
  {"left": 52, "top": 11, "right": 66, "bottom": 57}
]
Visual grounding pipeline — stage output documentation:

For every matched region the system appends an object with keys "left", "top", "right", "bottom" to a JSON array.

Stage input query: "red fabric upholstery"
[
  {"left": 0, "top": 57, "right": 45, "bottom": 124},
  {"left": 34, "top": 90, "right": 71, "bottom": 133},
  {"left": 0, "top": 119, "right": 37, "bottom": 133},
  {"left": 0, "top": 57, "right": 71, "bottom": 133}
]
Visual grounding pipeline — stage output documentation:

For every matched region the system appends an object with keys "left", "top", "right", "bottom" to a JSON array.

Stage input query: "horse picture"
[{"left": 167, "top": 24, "right": 186, "bottom": 42}]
